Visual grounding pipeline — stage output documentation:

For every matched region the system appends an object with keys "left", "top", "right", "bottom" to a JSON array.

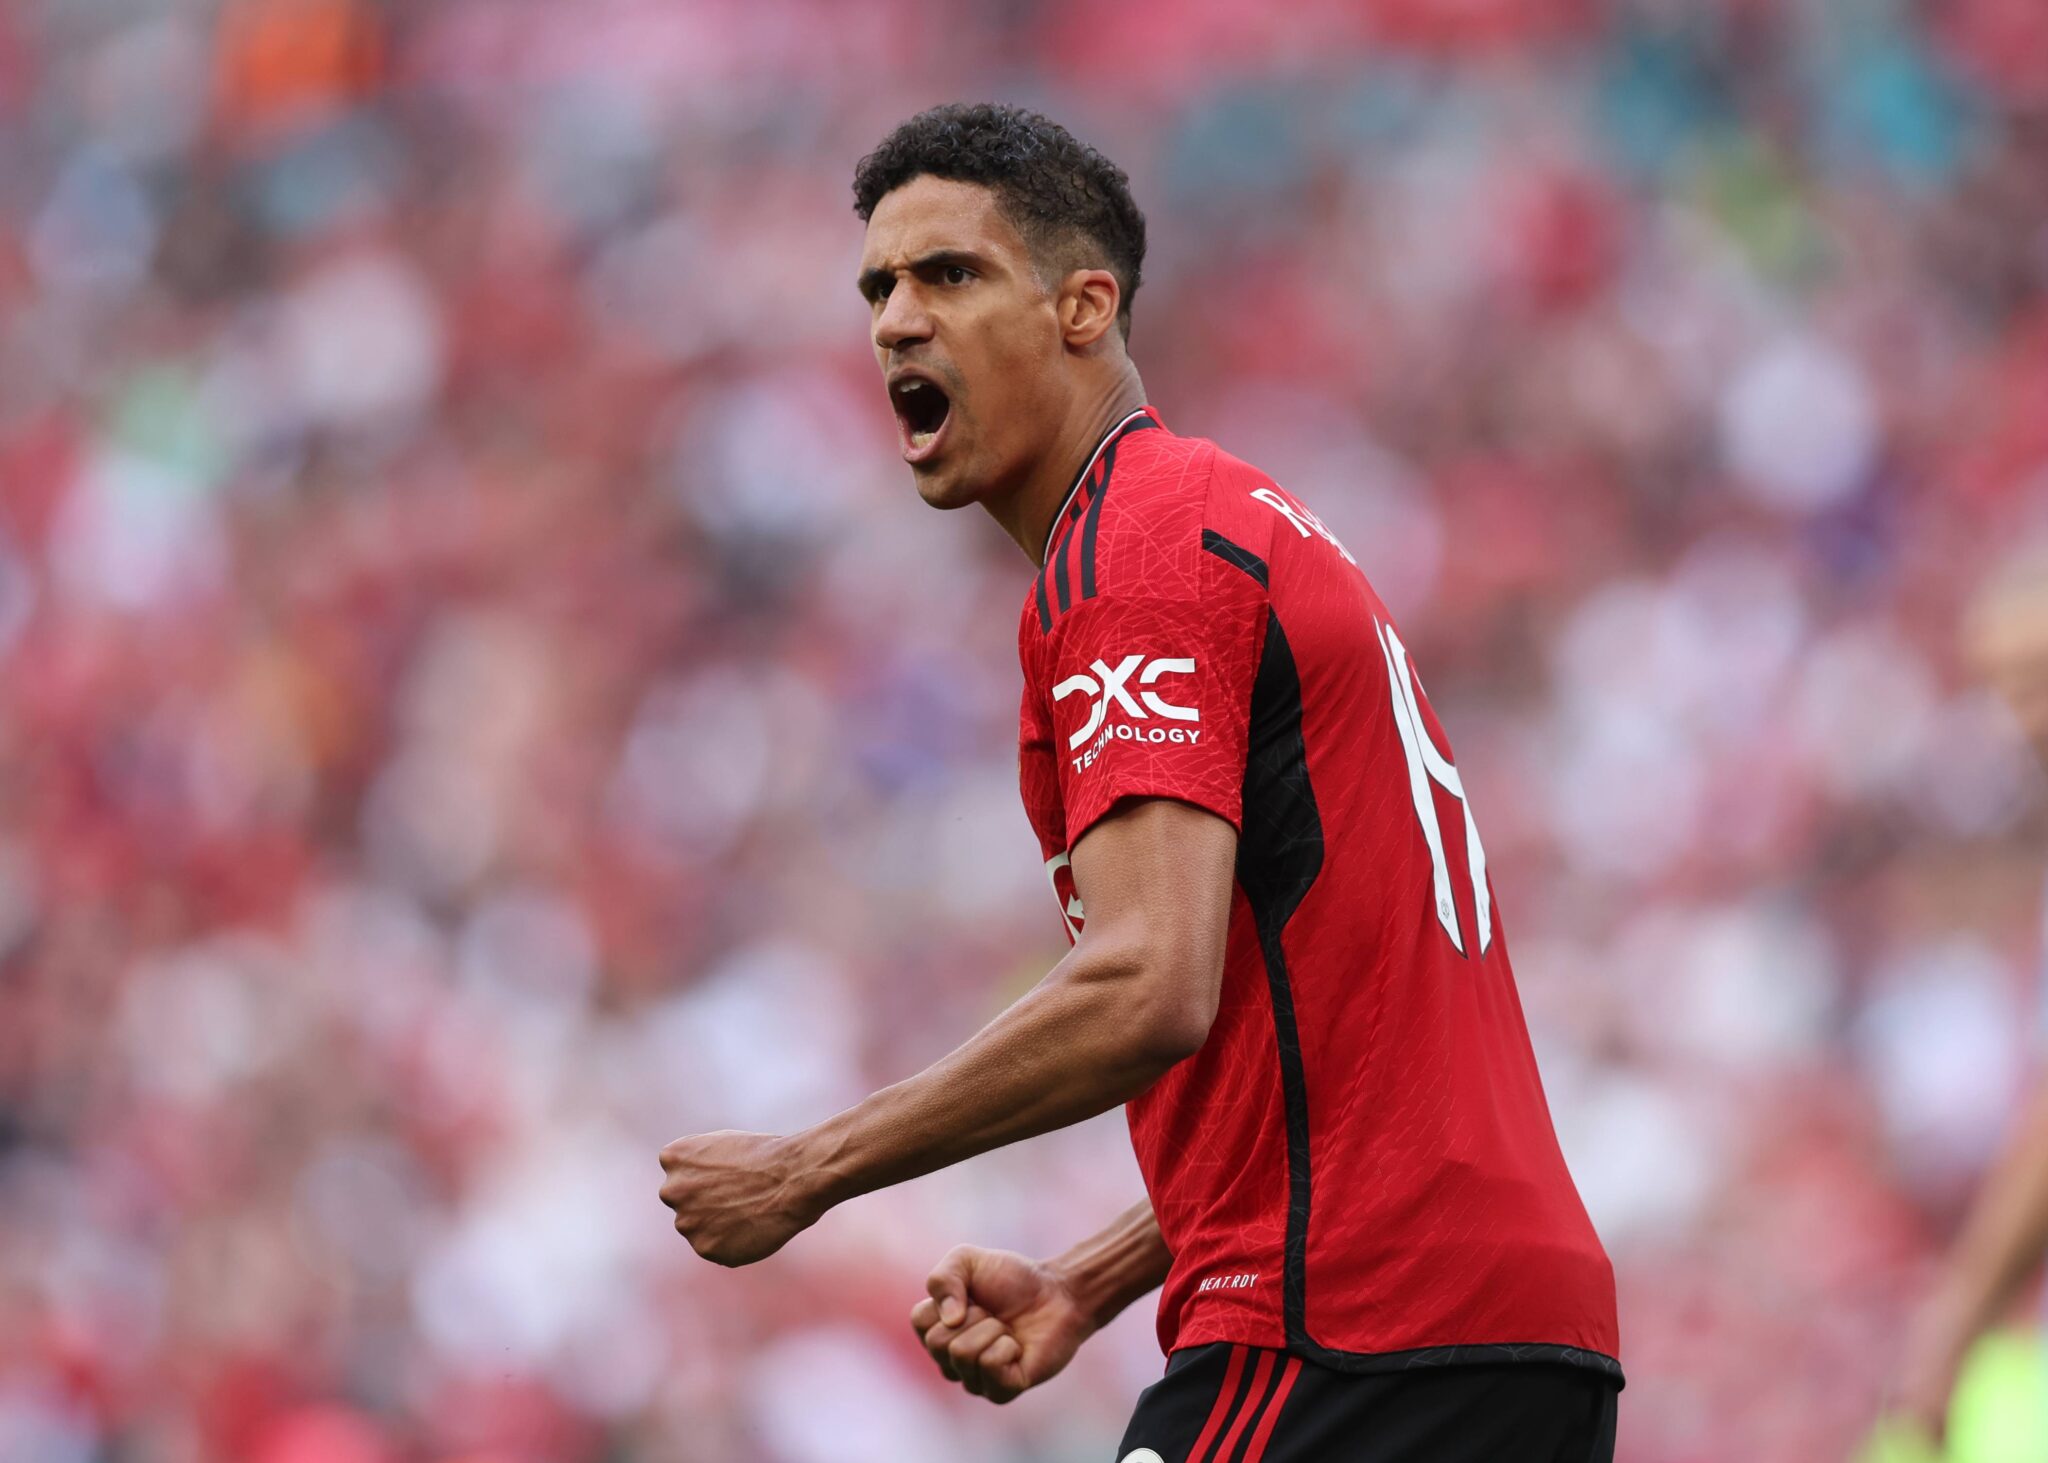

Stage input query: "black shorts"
[{"left": 1115, "top": 1343, "right": 1618, "bottom": 1463}]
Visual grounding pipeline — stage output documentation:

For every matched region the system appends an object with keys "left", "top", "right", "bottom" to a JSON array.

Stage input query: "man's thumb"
[{"left": 928, "top": 1250, "right": 974, "bottom": 1327}]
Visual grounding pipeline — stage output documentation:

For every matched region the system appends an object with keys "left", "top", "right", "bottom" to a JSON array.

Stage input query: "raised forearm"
[
  {"left": 792, "top": 940, "right": 1197, "bottom": 1210},
  {"left": 1933, "top": 1082, "right": 2048, "bottom": 1332},
  {"left": 1050, "top": 1198, "right": 1172, "bottom": 1330}
]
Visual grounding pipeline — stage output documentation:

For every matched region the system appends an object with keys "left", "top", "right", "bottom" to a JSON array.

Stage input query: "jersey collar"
[{"left": 1041, "top": 405, "right": 1161, "bottom": 564}]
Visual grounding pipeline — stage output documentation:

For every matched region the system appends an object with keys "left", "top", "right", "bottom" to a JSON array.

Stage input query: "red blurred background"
[{"left": 4, "top": 1, "right": 2048, "bottom": 1459}]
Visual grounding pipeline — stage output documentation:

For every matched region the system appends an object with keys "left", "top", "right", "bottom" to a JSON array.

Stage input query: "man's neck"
[{"left": 987, "top": 372, "right": 1148, "bottom": 567}]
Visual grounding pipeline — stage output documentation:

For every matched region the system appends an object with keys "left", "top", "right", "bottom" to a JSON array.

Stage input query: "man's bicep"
[{"left": 1067, "top": 797, "right": 1237, "bottom": 1037}]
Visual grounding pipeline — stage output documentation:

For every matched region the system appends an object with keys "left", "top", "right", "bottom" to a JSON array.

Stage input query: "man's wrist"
[
  {"left": 1047, "top": 1214, "right": 1164, "bottom": 1332},
  {"left": 779, "top": 1118, "right": 857, "bottom": 1218},
  {"left": 1045, "top": 1250, "right": 1115, "bottom": 1333}
]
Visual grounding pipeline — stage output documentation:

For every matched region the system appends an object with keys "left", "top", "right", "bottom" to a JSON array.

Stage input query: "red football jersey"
[{"left": 1018, "top": 407, "right": 1621, "bottom": 1381}]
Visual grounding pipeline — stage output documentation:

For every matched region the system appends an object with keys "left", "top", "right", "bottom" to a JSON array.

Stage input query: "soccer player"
[
  {"left": 1894, "top": 559, "right": 2048, "bottom": 1444},
  {"left": 659, "top": 103, "right": 1622, "bottom": 1461}
]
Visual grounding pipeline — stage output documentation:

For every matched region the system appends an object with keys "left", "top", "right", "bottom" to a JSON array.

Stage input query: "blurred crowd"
[{"left": 4, "top": 0, "right": 2048, "bottom": 1459}]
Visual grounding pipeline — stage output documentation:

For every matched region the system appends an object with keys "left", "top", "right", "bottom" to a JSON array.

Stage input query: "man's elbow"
[
  {"left": 1133, "top": 999, "right": 1215, "bottom": 1069},
  {"left": 1121, "top": 963, "right": 1221, "bottom": 1071},
  {"left": 1070, "top": 926, "right": 1223, "bottom": 1073}
]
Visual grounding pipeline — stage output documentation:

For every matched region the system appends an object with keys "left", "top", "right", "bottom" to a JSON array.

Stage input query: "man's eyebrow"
[{"left": 857, "top": 249, "right": 992, "bottom": 300}]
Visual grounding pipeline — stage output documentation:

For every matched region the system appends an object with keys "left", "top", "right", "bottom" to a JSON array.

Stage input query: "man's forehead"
[{"left": 860, "top": 176, "right": 1024, "bottom": 267}]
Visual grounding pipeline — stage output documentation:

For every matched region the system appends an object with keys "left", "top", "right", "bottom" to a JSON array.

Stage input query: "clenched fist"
[
  {"left": 659, "top": 1130, "right": 821, "bottom": 1266},
  {"left": 910, "top": 1245, "right": 1096, "bottom": 1404}
]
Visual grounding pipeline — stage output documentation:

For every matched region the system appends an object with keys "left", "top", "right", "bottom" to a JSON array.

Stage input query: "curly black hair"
[{"left": 852, "top": 103, "right": 1147, "bottom": 341}]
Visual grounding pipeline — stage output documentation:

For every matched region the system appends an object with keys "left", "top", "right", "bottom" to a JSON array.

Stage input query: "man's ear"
[{"left": 1058, "top": 269, "right": 1123, "bottom": 350}]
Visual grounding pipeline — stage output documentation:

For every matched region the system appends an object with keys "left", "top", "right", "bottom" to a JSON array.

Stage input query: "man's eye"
[{"left": 943, "top": 265, "right": 972, "bottom": 285}]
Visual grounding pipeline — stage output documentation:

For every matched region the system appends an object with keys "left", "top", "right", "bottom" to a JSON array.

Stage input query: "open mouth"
[{"left": 889, "top": 375, "right": 953, "bottom": 464}]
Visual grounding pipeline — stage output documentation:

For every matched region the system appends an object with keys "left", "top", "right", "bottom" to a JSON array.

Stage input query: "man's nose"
[{"left": 873, "top": 283, "right": 933, "bottom": 352}]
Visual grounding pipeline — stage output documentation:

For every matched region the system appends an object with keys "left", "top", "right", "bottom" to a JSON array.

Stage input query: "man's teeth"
[{"left": 893, "top": 378, "right": 947, "bottom": 453}]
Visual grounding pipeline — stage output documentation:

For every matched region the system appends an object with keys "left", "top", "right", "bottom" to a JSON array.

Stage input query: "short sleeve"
[{"left": 1041, "top": 573, "right": 1267, "bottom": 848}]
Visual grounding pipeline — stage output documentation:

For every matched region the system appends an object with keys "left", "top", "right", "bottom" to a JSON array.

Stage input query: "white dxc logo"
[{"left": 1051, "top": 655, "right": 1198, "bottom": 751}]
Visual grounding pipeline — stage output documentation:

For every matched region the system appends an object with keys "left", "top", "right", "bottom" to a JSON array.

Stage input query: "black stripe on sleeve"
[
  {"left": 1202, "top": 528, "right": 1269, "bottom": 587},
  {"left": 1034, "top": 558, "right": 1052, "bottom": 633}
]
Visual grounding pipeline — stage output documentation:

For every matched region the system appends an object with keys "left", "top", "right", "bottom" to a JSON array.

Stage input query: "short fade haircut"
[{"left": 852, "top": 103, "right": 1147, "bottom": 341}]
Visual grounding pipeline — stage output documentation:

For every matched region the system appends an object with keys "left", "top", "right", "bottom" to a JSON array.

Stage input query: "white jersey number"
[{"left": 1375, "top": 620, "right": 1492, "bottom": 956}]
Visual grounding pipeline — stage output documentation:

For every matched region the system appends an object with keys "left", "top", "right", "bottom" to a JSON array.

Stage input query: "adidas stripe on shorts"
[{"left": 1115, "top": 1342, "right": 1618, "bottom": 1463}]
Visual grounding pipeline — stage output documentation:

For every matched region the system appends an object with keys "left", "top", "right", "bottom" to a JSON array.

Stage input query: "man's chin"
[{"left": 911, "top": 461, "right": 979, "bottom": 510}]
